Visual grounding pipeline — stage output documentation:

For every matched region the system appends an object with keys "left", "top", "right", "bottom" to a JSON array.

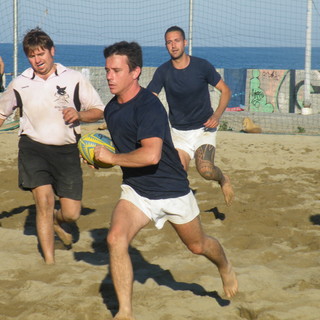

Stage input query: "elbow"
[
  {"left": 224, "top": 86, "right": 232, "bottom": 99},
  {"left": 94, "top": 109, "right": 104, "bottom": 121},
  {"left": 88, "top": 109, "right": 104, "bottom": 122},
  {"left": 148, "top": 152, "right": 161, "bottom": 165}
]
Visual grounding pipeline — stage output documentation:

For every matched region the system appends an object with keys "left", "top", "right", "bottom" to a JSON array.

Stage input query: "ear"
[
  {"left": 50, "top": 47, "right": 55, "bottom": 57},
  {"left": 133, "top": 66, "right": 141, "bottom": 80}
]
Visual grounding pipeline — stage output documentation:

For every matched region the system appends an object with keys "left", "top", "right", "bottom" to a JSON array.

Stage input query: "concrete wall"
[{"left": 2, "top": 66, "right": 318, "bottom": 134}]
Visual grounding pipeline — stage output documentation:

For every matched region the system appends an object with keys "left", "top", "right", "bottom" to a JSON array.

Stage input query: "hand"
[
  {"left": 80, "top": 154, "right": 99, "bottom": 169},
  {"left": 94, "top": 145, "right": 114, "bottom": 166},
  {"left": 62, "top": 107, "right": 80, "bottom": 124},
  {"left": 203, "top": 114, "right": 220, "bottom": 128}
]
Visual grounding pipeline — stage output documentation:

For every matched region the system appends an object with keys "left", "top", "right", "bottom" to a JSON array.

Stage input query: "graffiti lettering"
[{"left": 251, "top": 89, "right": 265, "bottom": 106}]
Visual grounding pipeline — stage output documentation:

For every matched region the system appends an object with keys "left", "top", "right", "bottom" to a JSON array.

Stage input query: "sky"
[{"left": 1, "top": 0, "right": 319, "bottom": 47}]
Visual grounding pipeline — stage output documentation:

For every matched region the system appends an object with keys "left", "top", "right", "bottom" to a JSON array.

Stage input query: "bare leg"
[
  {"left": 53, "top": 197, "right": 81, "bottom": 246},
  {"left": 32, "top": 185, "right": 56, "bottom": 264},
  {"left": 176, "top": 148, "right": 191, "bottom": 171},
  {"left": 171, "top": 216, "right": 238, "bottom": 298},
  {"left": 195, "top": 144, "right": 234, "bottom": 206},
  {"left": 107, "top": 200, "right": 150, "bottom": 320}
]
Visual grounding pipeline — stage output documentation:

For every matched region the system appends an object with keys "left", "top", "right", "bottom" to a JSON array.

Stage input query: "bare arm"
[
  {"left": 62, "top": 107, "right": 104, "bottom": 124},
  {"left": 0, "top": 118, "right": 5, "bottom": 127},
  {"left": 204, "top": 79, "right": 231, "bottom": 128},
  {"left": 94, "top": 137, "right": 163, "bottom": 168}
]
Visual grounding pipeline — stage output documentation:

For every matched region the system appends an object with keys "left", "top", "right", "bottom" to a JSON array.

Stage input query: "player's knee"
[
  {"left": 61, "top": 208, "right": 81, "bottom": 222},
  {"left": 186, "top": 241, "right": 204, "bottom": 255},
  {"left": 106, "top": 229, "right": 128, "bottom": 250},
  {"left": 106, "top": 231, "right": 115, "bottom": 248},
  {"left": 69, "top": 211, "right": 80, "bottom": 222},
  {"left": 197, "top": 167, "right": 215, "bottom": 180}
]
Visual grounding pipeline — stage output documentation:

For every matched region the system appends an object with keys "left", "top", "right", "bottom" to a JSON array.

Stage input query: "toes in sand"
[{"left": 220, "top": 263, "right": 238, "bottom": 298}]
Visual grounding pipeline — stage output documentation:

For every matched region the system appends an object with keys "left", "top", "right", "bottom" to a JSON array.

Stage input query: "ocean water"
[{"left": 1, "top": 43, "right": 320, "bottom": 76}]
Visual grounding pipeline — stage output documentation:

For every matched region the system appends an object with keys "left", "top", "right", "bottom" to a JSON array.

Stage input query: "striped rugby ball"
[{"left": 78, "top": 132, "right": 115, "bottom": 168}]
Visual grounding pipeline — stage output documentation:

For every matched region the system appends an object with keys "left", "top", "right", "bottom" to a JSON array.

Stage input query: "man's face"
[
  {"left": 27, "top": 46, "right": 55, "bottom": 79},
  {"left": 105, "top": 54, "right": 137, "bottom": 97},
  {"left": 165, "top": 31, "right": 187, "bottom": 60}
]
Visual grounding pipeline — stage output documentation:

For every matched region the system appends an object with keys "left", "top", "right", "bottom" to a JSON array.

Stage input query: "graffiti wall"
[{"left": 245, "top": 69, "right": 320, "bottom": 114}]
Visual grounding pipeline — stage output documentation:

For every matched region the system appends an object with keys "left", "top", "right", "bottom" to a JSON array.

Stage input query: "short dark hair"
[
  {"left": 103, "top": 41, "right": 143, "bottom": 73},
  {"left": 23, "top": 27, "right": 54, "bottom": 56},
  {"left": 165, "top": 26, "right": 186, "bottom": 40}
]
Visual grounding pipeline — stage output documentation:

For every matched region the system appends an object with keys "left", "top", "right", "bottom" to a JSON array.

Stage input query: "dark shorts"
[{"left": 18, "top": 135, "right": 83, "bottom": 200}]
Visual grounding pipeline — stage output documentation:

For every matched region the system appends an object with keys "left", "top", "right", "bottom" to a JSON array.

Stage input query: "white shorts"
[
  {"left": 171, "top": 127, "right": 218, "bottom": 159},
  {"left": 120, "top": 184, "right": 199, "bottom": 229}
]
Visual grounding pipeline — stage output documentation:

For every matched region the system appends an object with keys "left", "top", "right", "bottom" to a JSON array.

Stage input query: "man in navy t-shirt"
[
  {"left": 147, "top": 26, "right": 234, "bottom": 207},
  {"left": 94, "top": 41, "right": 238, "bottom": 319}
]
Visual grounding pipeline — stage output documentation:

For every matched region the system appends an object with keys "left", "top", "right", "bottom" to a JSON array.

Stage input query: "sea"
[{"left": 1, "top": 43, "right": 320, "bottom": 81}]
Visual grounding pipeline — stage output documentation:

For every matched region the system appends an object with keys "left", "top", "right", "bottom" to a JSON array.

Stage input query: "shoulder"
[
  {"left": 190, "top": 56, "right": 213, "bottom": 68},
  {"left": 160, "top": 60, "right": 172, "bottom": 68},
  {"left": 19, "top": 67, "right": 35, "bottom": 79},
  {"left": 156, "top": 60, "right": 172, "bottom": 72},
  {"left": 10, "top": 69, "right": 34, "bottom": 88},
  {"left": 133, "top": 90, "right": 168, "bottom": 130},
  {"left": 139, "top": 88, "right": 166, "bottom": 111},
  {"left": 190, "top": 56, "right": 219, "bottom": 78},
  {"left": 56, "top": 63, "right": 83, "bottom": 79},
  {"left": 55, "top": 64, "right": 95, "bottom": 91},
  {"left": 139, "top": 87, "right": 161, "bottom": 103}
]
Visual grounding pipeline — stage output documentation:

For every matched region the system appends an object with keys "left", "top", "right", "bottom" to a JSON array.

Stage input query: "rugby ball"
[{"left": 78, "top": 132, "right": 115, "bottom": 168}]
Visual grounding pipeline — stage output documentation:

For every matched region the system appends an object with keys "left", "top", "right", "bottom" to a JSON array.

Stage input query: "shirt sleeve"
[
  {"left": 78, "top": 74, "right": 105, "bottom": 111},
  {"left": 205, "top": 60, "right": 221, "bottom": 87},
  {"left": 147, "top": 67, "right": 165, "bottom": 94}
]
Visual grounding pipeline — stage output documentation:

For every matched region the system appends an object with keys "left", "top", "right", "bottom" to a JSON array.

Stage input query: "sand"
[{"left": 0, "top": 124, "right": 319, "bottom": 320}]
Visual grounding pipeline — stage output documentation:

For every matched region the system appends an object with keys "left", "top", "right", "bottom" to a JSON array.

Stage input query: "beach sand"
[{"left": 0, "top": 124, "right": 319, "bottom": 320}]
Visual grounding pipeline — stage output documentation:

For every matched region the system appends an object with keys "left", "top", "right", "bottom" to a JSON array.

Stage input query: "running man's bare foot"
[
  {"left": 53, "top": 210, "right": 72, "bottom": 246},
  {"left": 220, "top": 262, "right": 238, "bottom": 298},
  {"left": 220, "top": 174, "right": 234, "bottom": 206}
]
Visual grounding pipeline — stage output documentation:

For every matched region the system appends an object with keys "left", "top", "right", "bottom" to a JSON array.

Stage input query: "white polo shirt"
[{"left": 0, "top": 63, "right": 104, "bottom": 145}]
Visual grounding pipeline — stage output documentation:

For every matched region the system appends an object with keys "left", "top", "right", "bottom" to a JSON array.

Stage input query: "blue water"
[{"left": 1, "top": 43, "right": 320, "bottom": 76}]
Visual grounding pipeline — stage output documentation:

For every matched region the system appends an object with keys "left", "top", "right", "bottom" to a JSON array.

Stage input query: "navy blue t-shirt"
[
  {"left": 147, "top": 56, "right": 221, "bottom": 130},
  {"left": 104, "top": 87, "right": 190, "bottom": 200}
]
